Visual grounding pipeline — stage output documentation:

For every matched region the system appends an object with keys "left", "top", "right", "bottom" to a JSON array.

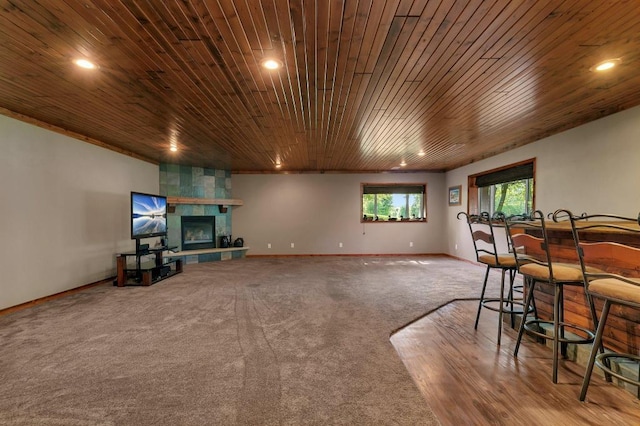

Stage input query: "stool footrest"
[
  {"left": 595, "top": 353, "right": 640, "bottom": 387},
  {"left": 481, "top": 298, "right": 534, "bottom": 315},
  {"left": 523, "top": 319, "right": 595, "bottom": 345}
]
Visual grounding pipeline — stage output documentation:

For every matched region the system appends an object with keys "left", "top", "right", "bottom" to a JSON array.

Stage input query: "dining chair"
[
  {"left": 458, "top": 211, "right": 528, "bottom": 345},
  {"left": 505, "top": 210, "right": 596, "bottom": 383},
  {"left": 557, "top": 209, "right": 640, "bottom": 400}
]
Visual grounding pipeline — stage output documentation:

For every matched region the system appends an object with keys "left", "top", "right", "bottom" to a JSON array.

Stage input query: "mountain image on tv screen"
[{"left": 132, "top": 193, "right": 167, "bottom": 238}]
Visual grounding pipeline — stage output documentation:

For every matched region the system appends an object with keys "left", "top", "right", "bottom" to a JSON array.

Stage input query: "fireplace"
[{"left": 181, "top": 216, "right": 216, "bottom": 250}]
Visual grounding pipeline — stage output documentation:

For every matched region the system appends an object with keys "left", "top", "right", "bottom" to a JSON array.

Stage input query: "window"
[
  {"left": 361, "top": 183, "right": 426, "bottom": 222},
  {"left": 468, "top": 159, "right": 535, "bottom": 216}
]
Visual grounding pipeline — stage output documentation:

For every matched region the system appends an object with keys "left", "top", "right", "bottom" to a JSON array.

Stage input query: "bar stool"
[
  {"left": 458, "top": 211, "right": 528, "bottom": 345},
  {"left": 505, "top": 210, "right": 596, "bottom": 383},
  {"left": 559, "top": 209, "right": 640, "bottom": 401}
]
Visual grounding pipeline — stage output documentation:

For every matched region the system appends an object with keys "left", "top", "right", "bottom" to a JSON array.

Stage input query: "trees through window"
[
  {"left": 468, "top": 159, "right": 535, "bottom": 217},
  {"left": 361, "top": 183, "right": 426, "bottom": 222}
]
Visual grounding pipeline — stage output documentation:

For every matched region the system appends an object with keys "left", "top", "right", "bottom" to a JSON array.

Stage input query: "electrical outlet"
[
  {"left": 267, "top": 243, "right": 271, "bottom": 249},
  {"left": 409, "top": 241, "right": 414, "bottom": 247},
  {"left": 291, "top": 242, "right": 295, "bottom": 248},
  {"left": 339, "top": 242, "right": 343, "bottom": 248}
]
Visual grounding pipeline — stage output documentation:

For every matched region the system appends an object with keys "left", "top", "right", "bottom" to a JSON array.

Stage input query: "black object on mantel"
[
  {"left": 220, "top": 235, "right": 230, "bottom": 248},
  {"left": 233, "top": 237, "right": 244, "bottom": 247}
]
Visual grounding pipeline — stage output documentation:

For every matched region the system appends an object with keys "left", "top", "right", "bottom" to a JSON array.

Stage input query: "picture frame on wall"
[{"left": 448, "top": 185, "right": 462, "bottom": 206}]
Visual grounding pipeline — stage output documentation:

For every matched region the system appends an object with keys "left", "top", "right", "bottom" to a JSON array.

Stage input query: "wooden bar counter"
[{"left": 528, "top": 221, "right": 640, "bottom": 355}]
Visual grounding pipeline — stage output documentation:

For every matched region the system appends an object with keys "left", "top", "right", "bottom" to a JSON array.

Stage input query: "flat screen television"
[{"left": 131, "top": 191, "right": 167, "bottom": 239}]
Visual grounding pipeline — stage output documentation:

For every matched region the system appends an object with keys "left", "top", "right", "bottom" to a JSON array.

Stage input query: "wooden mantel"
[{"left": 167, "top": 196, "right": 243, "bottom": 206}]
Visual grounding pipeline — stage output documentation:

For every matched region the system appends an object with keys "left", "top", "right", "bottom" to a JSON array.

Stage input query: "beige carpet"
[{"left": 0, "top": 256, "right": 501, "bottom": 425}]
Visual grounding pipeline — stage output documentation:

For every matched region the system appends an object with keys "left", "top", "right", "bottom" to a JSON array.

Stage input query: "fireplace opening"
[{"left": 181, "top": 216, "right": 216, "bottom": 251}]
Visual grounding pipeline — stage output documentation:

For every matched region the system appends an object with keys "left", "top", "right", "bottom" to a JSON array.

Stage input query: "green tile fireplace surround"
[{"left": 159, "top": 164, "right": 246, "bottom": 264}]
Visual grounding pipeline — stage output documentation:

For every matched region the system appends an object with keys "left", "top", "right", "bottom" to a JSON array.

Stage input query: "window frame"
[
  {"left": 467, "top": 158, "right": 536, "bottom": 216},
  {"left": 360, "top": 183, "right": 427, "bottom": 223}
]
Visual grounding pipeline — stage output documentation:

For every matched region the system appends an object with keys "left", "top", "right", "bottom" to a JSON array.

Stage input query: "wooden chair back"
[
  {"left": 556, "top": 209, "right": 640, "bottom": 291},
  {"left": 458, "top": 211, "right": 502, "bottom": 265}
]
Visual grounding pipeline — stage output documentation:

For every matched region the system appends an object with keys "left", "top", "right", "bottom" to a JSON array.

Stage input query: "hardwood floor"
[{"left": 390, "top": 300, "right": 640, "bottom": 425}]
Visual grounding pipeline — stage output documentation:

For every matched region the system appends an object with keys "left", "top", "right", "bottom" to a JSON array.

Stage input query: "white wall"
[
  {"left": 446, "top": 104, "right": 640, "bottom": 262},
  {"left": 232, "top": 172, "right": 446, "bottom": 255},
  {"left": 0, "top": 115, "right": 158, "bottom": 310}
]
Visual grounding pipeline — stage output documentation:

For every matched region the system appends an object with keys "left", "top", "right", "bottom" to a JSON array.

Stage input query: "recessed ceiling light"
[
  {"left": 592, "top": 58, "right": 620, "bottom": 72},
  {"left": 400, "top": 161, "right": 407, "bottom": 167},
  {"left": 74, "top": 58, "right": 96, "bottom": 69},
  {"left": 275, "top": 163, "right": 282, "bottom": 168},
  {"left": 262, "top": 59, "right": 283, "bottom": 70},
  {"left": 418, "top": 151, "right": 425, "bottom": 156},
  {"left": 169, "top": 145, "right": 178, "bottom": 152}
]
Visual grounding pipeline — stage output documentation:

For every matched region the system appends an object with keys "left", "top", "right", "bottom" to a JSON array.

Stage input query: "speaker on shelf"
[{"left": 160, "top": 265, "right": 171, "bottom": 277}]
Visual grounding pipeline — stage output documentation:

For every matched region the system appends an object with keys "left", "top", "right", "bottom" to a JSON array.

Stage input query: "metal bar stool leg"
[
  {"left": 584, "top": 288, "right": 612, "bottom": 383},
  {"left": 560, "top": 287, "right": 568, "bottom": 360},
  {"left": 497, "top": 268, "right": 507, "bottom": 345},
  {"left": 508, "top": 269, "right": 517, "bottom": 328},
  {"left": 474, "top": 265, "right": 491, "bottom": 330},
  {"left": 580, "top": 301, "right": 611, "bottom": 401},
  {"left": 517, "top": 273, "right": 538, "bottom": 320},
  {"left": 552, "top": 283, "right": 563, "bottom": 384},
  {"left": 530, "top": 283, "right": 538, "bottom": 320},
  {"left": 514, "top": 278, "right": 536, "bottom": 357}
]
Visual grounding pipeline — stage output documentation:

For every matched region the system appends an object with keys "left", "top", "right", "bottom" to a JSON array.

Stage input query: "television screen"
[{"left": 131, "top": 192, "right": 167, "bottom": 239}]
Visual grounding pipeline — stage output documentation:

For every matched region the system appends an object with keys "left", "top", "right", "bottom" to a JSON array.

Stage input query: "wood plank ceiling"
[{"left": 1, "top": 0, "right": 639, "bottom": 173}]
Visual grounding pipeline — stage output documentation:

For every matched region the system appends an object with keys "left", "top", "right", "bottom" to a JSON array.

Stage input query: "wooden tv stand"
[{"left": 115, "top": 247, "right": 182, "bottom": 287}]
